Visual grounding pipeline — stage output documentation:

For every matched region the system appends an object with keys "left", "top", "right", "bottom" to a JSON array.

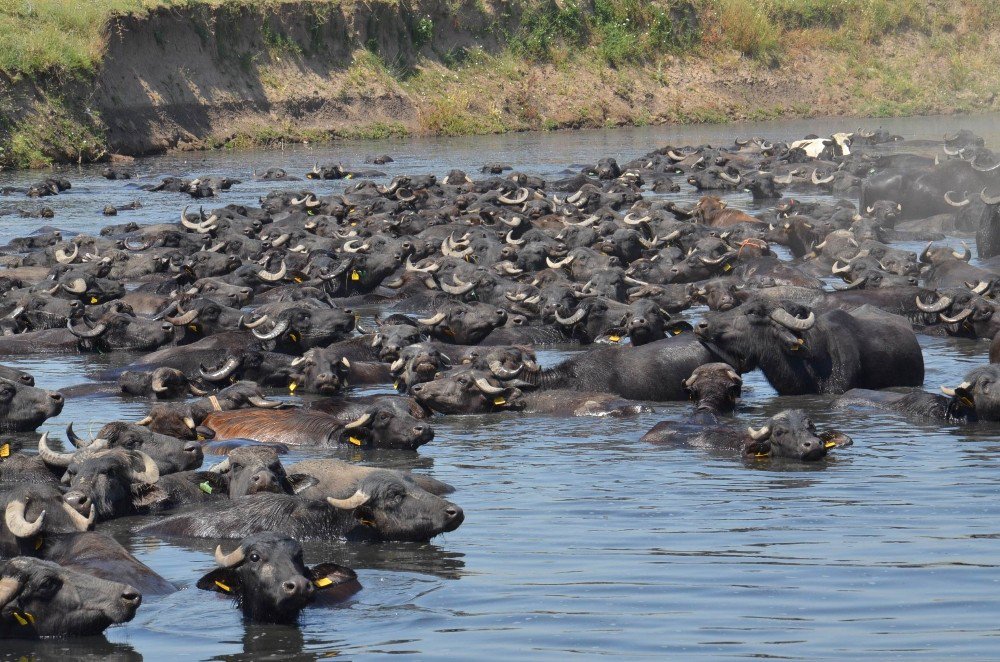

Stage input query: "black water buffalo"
[
  {"left": 1, "top": 484, "right": 95, "bottom": 557},
  {"left": 0, "top": 556, "right": 141, "bottom": 638},
  {"left": 695, "top": 299, "right": 923, "bottom": 394},
  {"left": 641, "top": 409, "right": 853, "bottom": 461},
  {"left": 197, "top": 534, "right": 359, "bottom": 623},
  {"left": 65, "top": 421, "right": 203, "bottom": 474},
  {"left": 0, "top": 378, "right": 63, "bottom": 432},
  {"left": 208, "top": 447, "right": 316, "bottom": 498},
  {"left": 140, "top": 465, "right": 463, "bottom": 542},
  {"left": 835, "top": 364, "right": 1000, "bottom": 422}
]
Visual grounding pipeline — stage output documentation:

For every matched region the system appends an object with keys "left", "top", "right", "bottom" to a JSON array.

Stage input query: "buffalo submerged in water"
[{"left": 1, "top": 127, "right": 1000, "bottom": 634}]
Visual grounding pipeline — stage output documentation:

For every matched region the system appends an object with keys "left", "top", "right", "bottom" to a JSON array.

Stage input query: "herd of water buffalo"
[{"left": 1, "top": 126, "right": 1000, "bottom": 638}]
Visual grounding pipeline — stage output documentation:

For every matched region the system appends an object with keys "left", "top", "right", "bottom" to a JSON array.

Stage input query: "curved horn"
[
  {"left": 240, "top": 314, "right": 270, "bottom": 329},
  {"left": 248, "top": 395, "right": 282, "bottom": 408},
  {"left": 940, "top": 381, "right": 973, "bottom": 397},
  {"left": 498, "top": 188, "right": 529, "bottom": 205},
  {"left": 747, "top": 425, "right": 771, "bottom": 440},
  {"left": 555, "top": 307, "right": 587, "bottom": 325},
  {"left": 66, "top": 318, "right": 108, "bottom": 339},
  {"left": 915, "top": 295, "right": 951, "bottom": 313},
  {"left": 214, "top": 544, "right": 246, "bottom": 568},
  {"left": 769, "top": 308, "right": 815, "bottom": 331},
  {"left": 474, "top": 377, "right": 506, "bottom": 395},
  {"left": 811, "top": 169, "right": 834, "bottom": 185},
  {"left": 343, "top": 412, "right": 372, "bottom": 429},
  {"left": 954, "top": 242, "right": 971, "bottom": 261},
  {"left": 417, "top": 312, "right": 446, "bottom": 326},
  {"left": 165, "top": 309, "right": 199, "bottom": 326},
  {"left": 440, "top": 277, "right": 475, "bottom": 295},
  {"left": 258, "top": 261, "right": 287, "bottom": 282},
  {"left": 4, "top": 500, "right": 44, "bottom": 538},
  {"left": 944, "top": 191, "right": 970, "bottom": 207},
  {"left": 62, "top": 278, "right": 87, "bottom": 294},
  {"left": 251, "top": 318, "right": 290, "bottom": 340},
  {"left": 326, "top": 490, "right": 370, "bottom": 510},
  {"left": 981, "top": 187, "right": 1000, "bottom": 206},
  {"left": 831, "top": 261, "right": 852, "bottom": 275},
  {"left": 489, "top": 359, "right": 522, "bottom": 379},
  {"left": 718, "top": 171, "right": 741, "bottom": 185},
  {"left": 546, "top": 256, "right": 574, "bottom": 269},
  {"left": 972, "top": 159, "right": 1000, "bottom": 172},
  {"left": 200, "top": 356, "right": 241, "bottom": 381},
  {"left": 54, "top": 243, "right": 78, "bottom": 264},
  {"left": 939, "top": 308, "right": 974, "bottom": 324}
]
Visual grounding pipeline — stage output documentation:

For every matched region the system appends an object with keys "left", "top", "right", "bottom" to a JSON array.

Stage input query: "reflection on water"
[{"left": 3, "top": 115, "right": 1000, "bottom": 659}]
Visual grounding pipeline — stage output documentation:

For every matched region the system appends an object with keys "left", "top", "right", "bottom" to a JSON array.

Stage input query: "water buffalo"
[
  {"left": 641, "top": 409, "right": 853, "bottom": 461},
  {"left": 196, "top": 534, "right": 359, "bottom": 623},
  {"left": 695, "top": 299, "right": 924, "bottom": 394},
  {"left": 0, "top": 557, "right": 141, "bottom": 638},
  {"left": 835, "top": 364, "right": 1000, "bottom": 422},
  {"left": 208, "top": 447, "right": 317, "bottom": 498},
  {"left": 136, "top": 381, "right": 284, "bottom": 439},
  {"left": 202, "top": 407, "right": 433, "bottom": 450},
  {"left": 140, "top": 465, "right": 463, "bottom": 542},
  {"left": 1, "top": 484, "right": 95, "bottom": 557},
  {"left": 0, "top": 378, "right": 64, "bottom": 432},
  {"left": 66, "top": 421, "right": 203, "bottom": 474}
]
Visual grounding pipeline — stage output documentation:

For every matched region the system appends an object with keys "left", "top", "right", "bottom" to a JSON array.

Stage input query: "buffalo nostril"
[
  {"left": 445, "top": 506, "right": 461, "bottom": 519},
  {"left": 121, "top": 590, "right": 142, "bottom": 606},
  {"left": 343, "top": 309, "right": 354, "bottom": 315},
  {"left": 183, "top": 443, "right": 200, "bottom": 454},
  {"left": 50, "top": 392, "right": 63, "bottom": 402},
  {"left": 412, "top": 384, "right": 423, "bottom": 393},
  {"left": 697, "top": 322, "right": 709, "bottom": 330}
]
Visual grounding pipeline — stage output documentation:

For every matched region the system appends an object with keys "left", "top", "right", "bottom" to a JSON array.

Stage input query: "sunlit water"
[{"left": 2, "top": 115, "right": 1000, "bottom": 660}]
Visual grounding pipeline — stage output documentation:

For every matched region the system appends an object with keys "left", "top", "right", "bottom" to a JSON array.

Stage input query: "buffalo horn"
[
  {"left": 326, "top": 490, "right": 371, "bottom": 510},
  {"left": 769, "top": 308, "right": 815, "bottom": 331},
  {"left": 4, "top": 500, "right": 44, "bottom": 538},
  {"left": 215, "top": 544, "right": 246, "bottom": 568}
]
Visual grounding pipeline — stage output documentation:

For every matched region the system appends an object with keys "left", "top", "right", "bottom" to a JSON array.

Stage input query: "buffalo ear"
[
  {"left": 819, "top": 430, "right": 853, "bottom": 449},
  {"left": 288, "top": 474, "right": 319, "bottom": 495},
  {"left": 309, "top": 563, "right": 361, "bottom": 601},
  {"left": 130, "top": 482, "right": 169, "bottom": 509},
  {"left": 196, "top": 568, "right": 241, "bottom": 594}
]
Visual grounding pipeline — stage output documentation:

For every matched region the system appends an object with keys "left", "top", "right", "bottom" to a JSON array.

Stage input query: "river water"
[{"left": 2, "top": 115, "right": 1000, "bottom": 660}]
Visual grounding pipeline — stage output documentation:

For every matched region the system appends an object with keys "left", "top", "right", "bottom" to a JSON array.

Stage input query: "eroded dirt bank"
[{"left": 1, "top": 0, "right": 998, "bottom": 168}]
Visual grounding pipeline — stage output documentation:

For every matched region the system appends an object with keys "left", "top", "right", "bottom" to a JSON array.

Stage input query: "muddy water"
[{"left": 2, "top": 115, "right": 1000, "bottom": 660}]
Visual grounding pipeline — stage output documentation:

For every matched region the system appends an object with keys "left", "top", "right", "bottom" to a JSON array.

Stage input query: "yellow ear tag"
[
  {"left": 824, "top": 441, "right": 837, "bottom": 449},
  {"left": 13, "top": 611, "right": 33, "bottom": 626},
  {"left": 359, "top": 518, "right": 376, "bottom": 527},
  {"left": 350, "top": 270, "right": 360, "bottom": 281},
  {"left": 672, "top": 328, "right": 683, "bottom": 335},
  {"left": 289, "top": 382, "right": 297, "bottom": 393},
  {"left": 393, "top": 381, "right": 400, "bottom": 389},
  {"left": 609, "top": 335, "right": 621, "bottom": 342},
  {"left": 722, "top": 264, "right": 732, "bottom": 272},
  {"left": 289, "top": 332, "right": 299, "bottom": 342},
  {"left": 961, "top": 396, "right": 974, "bottom": 407},
  {"left": 348, "top": 436, "right": 363, "bottom": 446},
  {"left": 34, "top": 536, "right": 43, "bottom": 550},
  {"left": 345, "top": 174, "right": 353, "bottom": 180},
  {"left": 293, "top": 277, "right": 303, "bottom": 283},
  {"left": 199, "top": 481, "right": 213, "bottom": 494},
  {"left": 493, "top": 396, "right": 507, "bottom": 406},
  {"left": 89, "top": 296, "right": 99, "bottom": 304},
  {"left": 0, "top": 443, "right": 9, "bottom": 458},
  {"left": 214, "top": 580, "right": 231, "bottom": 592},
  {"left": 197, "top": 434, "right": 205, "bottom": 441},
  {"left": 314, "top": 577, "right": 333, "bottom": 588},
  {"left": 754, "top": 452, "right": 770, "bottom": 458},
  {"left": 188, "top": 324, "right": 199, "bottom": 332}
]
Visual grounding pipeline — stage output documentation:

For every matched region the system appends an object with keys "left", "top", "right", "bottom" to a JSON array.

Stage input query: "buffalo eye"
[{"left": 249, "top": 552, "right": 261, "bottom": 563}]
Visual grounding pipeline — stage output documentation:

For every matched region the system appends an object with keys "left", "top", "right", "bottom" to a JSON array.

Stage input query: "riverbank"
[{"left": 1, "top": 0, "right": 998, "bottom": 169}]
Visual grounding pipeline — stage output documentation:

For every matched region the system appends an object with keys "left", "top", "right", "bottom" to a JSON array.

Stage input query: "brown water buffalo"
[{"left": 202, "top": 407, "right": 432, "bottom": 450}]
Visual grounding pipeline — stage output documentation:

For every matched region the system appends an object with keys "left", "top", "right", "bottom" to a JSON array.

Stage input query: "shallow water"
[{"left": 2, "top": 115, "right": 1000, "bottom": 660}]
